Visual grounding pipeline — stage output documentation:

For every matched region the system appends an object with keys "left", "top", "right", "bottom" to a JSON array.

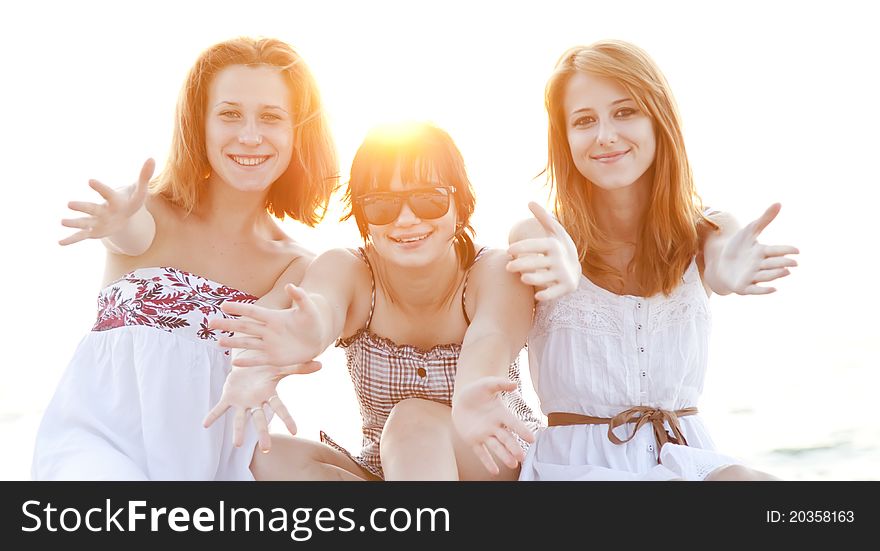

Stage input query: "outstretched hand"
[
  {"left": 60, "top": 158, "right": 155, "bottom": 246},
  {"left": 202, "top": 360, "right": 321, "bottom": 452},
  {"left": 506, "top": 202, "right": 580, "bottom": 301},
  {"left": 715, "top": 203, "right": 799, "bottom": 295},
  {"left": 451, "top": 376, "right": 536, "bottom": 476},
  {"left": 209, "top": 284, "right": 327, "bottom": 367}
]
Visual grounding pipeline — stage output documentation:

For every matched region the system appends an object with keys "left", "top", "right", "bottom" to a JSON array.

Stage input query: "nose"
[
  {"left": 596, "top": 119, "right": 618, "bottom": 146},
  {"left": 238, "top": 118, "right": 263, "bottom": 146},
  {"left": 394, "top": 199, "right": 420, "bottom": 226}
]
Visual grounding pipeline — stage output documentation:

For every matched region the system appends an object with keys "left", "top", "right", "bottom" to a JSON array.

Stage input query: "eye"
[
  {"left": 219, "top": 110, "right": 241, "bottom": 120},
  {"left": 261, "top": 112, "right": 283, "bottom": 122},
  {"left": 572, "top": 115, "right": 596, "bottom": 128},
  {"left": 615, "top": 107, "right": 637, "bottom": 118}
]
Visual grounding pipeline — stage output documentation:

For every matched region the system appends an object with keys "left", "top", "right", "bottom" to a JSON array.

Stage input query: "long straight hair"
[
  {"left": 153, "top": 36, "right": 338, "bottom": 225},
  {"left": 545, "top": 40, "right": 715, "bottom": 296}
]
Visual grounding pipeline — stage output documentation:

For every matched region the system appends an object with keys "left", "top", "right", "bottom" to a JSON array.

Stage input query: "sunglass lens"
[
  {"left": 362, "top": 195, "right": 401, "bottom": 225},
  {"left": 410, "top": 190, "right": 450, "bottom": 219}
]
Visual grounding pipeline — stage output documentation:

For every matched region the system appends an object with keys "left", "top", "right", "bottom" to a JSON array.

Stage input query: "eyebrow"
[
  {"left": 570, "top": 98, "right": 634, "bottom": 115},
  {"left": 213, "top": 101, "right": 289, "bottom": 113}
]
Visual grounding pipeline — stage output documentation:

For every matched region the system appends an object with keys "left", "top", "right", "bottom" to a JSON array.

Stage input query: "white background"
[{"left": 1, "top": 0, "right": 877, "bottom": 479}]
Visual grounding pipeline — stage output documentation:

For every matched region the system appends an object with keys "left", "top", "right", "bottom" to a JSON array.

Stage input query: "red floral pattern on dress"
[{"left": 92, "top": 267, "right": 258, "bottom": 349}]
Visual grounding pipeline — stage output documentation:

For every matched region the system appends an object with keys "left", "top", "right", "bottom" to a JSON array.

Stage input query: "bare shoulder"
[
  {"left": 508, "top": 216, "right": 550, "bottom": 244},
  {"left": 468, "top": 247, "right": 528, "bottom": 298}
]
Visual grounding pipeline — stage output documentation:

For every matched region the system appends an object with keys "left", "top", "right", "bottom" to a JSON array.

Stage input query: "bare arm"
[{"left": 452, "top": 249, "right": 536, "bottom": 475}]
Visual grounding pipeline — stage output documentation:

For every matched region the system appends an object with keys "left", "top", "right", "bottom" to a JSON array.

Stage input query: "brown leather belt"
[{"left": 547, "top": 406, "right": 698, "bottom": 461}]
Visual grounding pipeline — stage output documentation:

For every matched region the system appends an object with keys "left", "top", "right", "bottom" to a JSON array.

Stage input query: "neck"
[
  {"left": 592, "top": 173, "right": 652, "bottom": 243},
  {"left": 374, "top": 245, "right": 462, "bottom": 311},
  {"left": 194, "top": 177, "right": 272, "bottom": 236}
]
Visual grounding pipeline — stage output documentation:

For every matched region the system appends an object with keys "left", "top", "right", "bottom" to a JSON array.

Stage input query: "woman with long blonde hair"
[
  {"left": 33, "top": 37, "right": 338, "bottom": 480},
  {"left": 498, "top": 40, "right": 799, "bottom": 480}
]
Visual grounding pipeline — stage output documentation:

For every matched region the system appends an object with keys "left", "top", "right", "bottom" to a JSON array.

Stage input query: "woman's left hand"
[
  {"left": 715, "top": 203, "right": 799, "bottom": 295},
  {"left": 451, "top": 377, "right": 536, "bottom": 476}
]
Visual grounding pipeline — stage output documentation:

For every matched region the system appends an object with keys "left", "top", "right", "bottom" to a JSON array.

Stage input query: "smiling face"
[
  {"left": 366, "top": 163, "right": 458, "bottom": 269},
  {"left": 204, "top": 64, "right": 293, "bottom": 194},
  {"left": 563, "top": 72, "right": 656, "bottom": 192}
]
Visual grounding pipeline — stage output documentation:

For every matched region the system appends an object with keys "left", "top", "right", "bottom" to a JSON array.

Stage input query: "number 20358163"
[{"left": 766, "top": 510, "right": 854, "bottom": 523}]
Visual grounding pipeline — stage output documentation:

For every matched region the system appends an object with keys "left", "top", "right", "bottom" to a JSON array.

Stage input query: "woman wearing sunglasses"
[{"left": 206, "top": 122, "right": 580, "bottom": 480}]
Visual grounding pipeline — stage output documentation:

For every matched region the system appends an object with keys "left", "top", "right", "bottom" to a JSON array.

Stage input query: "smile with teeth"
[
  {"left": 229, "top": 154, "right": 271, "bottom": 167},
  {"left": 390, "top": 232, "right": 431, "bottom": 243}
]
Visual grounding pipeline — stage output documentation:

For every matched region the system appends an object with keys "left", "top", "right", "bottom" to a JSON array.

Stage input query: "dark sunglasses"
[{"left": 357, "top": 185, "right": 456, "bottom": 226}]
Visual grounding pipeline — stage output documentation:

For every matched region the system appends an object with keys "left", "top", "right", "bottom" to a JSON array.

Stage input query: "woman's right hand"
[
  {"left": 209, "top": 283, "right": 328, "bottom": 368},
  {"left": 202, "top": 360, "right": 322, "bottom": 452},
  {"left": 59, "top": 158, "right": 155, "bottom": 246}
]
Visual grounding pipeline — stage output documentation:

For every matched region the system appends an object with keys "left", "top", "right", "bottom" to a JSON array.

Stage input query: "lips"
[
  {"left": 228, "top": 154, "right": 271, "bottom": 167},
  {"left": 591, "top": 149, "right": 630, "bottom": 162},
  {"left": 389, "top": 231, "right": 432, "bottom": 244}
]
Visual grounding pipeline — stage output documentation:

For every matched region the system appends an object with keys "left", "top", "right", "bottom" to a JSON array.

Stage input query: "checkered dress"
[{"left": 320, "top": 247, "right": 541, "bottom": 479}]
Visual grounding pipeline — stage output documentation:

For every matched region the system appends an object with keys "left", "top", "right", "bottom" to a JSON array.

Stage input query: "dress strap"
[
  {"left": 461, "top": 247, "right": 489, "bottom": 326},
  {"left": 355, "top": 247, "right": 377, "bottom": 330}
]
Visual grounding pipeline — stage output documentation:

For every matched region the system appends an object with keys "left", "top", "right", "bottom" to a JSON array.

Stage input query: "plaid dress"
[{"left": 320, "top": 248, "right": 541, "bottom": 479}]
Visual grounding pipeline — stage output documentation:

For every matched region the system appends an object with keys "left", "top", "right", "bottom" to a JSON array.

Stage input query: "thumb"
[
  {"left": 528, "top": 201, "right": 563, "bottom": 236},
  {"left": 133, "top": 158, "right": 155, "bottom": 202},
  {"left": 750, "top": 202, "right": 781, "bottom": 236},
  {"left": 479, "top": 376, "right": 518, "bottom": 396}
]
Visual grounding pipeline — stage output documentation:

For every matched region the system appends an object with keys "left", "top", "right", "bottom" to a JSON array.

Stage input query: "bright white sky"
[{"left": 1, "top": 0, "right": 877, "bottom": 479}]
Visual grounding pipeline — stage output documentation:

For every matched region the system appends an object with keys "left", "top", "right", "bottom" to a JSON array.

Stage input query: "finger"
[
  {"left": 220, "top": 300, "right": 271, "bottom": 320},
  {"left": 751, "top": 268, "right": 790, "bottom": 283},
  {"left": 88, "top": 179, "right": 117, "bottom": 202},
  {"left": 506, "top": 255, "right": 553, "bottom": 274},
  {"left": 507, "top": 237, "right": 554, "bottom": 258},
  {"left": 202, "top": 401, "right": 230, "bottom": 428},
  {"left": 762, "top": 245, "right": 800, "bottom": 257},
  {"left": 133, "top": 158, "right": 156, "bottom": 201},
  {"left": 285, "top": 361, "right": 323, "bottom": 375},
  {"left": 61, "top": 217, "right": 94, "bottom": 230},
  {"left": 217, "top": 336, "right": 263, "bottom": 351},
  {"left": 502, "top": 413, "right": 536, "bottom": 444},
  {"left": 269, "top": 397, "right": 298, "bottom": 436},
  {"left": 527, "top": 201, "right": 564, "bottom": 236},
  {"left": 473, "top": 443, "right": 500, "bottom": 476},
  {"left": 212, "top": 318, "right": 266, "bottom": 337},
  {"left": 759, "top": 257, "right": 798, "bottom": 270},
  {"left": 231, "top": 353, "right": 273, "bottom": 368},
  {"left": 485, "top": 436, "right": 519, "bottom": 470},
  {"left": 286, "top": 284, "right": 320, "bottom": 318},
  {"left": 477, "top": 377, "right": 518, "bottom": 396},
  {"left": 233, "top": 408, "right": 248, "bottom": 447},
  {"left": 534, "top": 285, "right": 566, "bottom": 302},
  {"left": 58, "top": 230, "right": 92, "bottom": 246},
  {"left": 749, "top": 203, "right": 781, "bottom": 236},
  {"left": 521, "top": 271, "right": 557, "bottom": 288},
  {"left": 251, "top": 408, "right": 271, "bottom": 453},
  {"left": 743, "top": 284, "right": 776, "bottom": 295},
  {"left": 495, "top": 428, "right": 526, "bottom": 463},
  {"left": 67, "top": 201, "right": 101, "bottom": 215}
]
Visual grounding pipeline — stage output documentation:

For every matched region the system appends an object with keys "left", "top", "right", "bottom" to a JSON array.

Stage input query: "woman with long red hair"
[{"left": 490, "top": 40, "right": 799, "bottom": 480}]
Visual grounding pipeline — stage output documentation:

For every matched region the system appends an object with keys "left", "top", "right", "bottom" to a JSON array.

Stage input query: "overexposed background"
[{"left": 1, "top": 0, "right": 877, "bottom": 479}]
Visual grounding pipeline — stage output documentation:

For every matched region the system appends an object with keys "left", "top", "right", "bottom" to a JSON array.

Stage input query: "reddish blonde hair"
[
  {"left": 545, "top": 40, "right": 715, "bottom": 296},
  {"left": 153, "top": 37, "right": 338, "bottom": 225}
]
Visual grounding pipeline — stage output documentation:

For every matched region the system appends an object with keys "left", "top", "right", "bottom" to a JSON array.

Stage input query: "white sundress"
[
  {"left": 519, "top": 258, "right": 739, "bottom": 481},
  {"left": 32, "top": 267, "right": 260, "bottom": 480}
]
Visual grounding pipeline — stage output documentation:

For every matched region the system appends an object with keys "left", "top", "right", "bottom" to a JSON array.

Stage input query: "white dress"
[
  {"left": 32, "top": 267, "right": 259, "bottom": 480},
  {"left": 519, "top": 258, "right": 739, "bottom": 481}
]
